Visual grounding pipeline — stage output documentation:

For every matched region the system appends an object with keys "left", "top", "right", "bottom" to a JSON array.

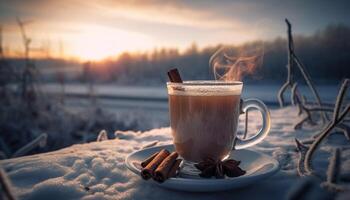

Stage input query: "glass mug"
[{"left": 167, "top": 81, "right": 271, "bottom": 163}]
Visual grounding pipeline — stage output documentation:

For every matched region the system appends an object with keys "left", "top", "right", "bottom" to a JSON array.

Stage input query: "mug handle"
[{"left": 234, "top": 98, "right": 271, "bottom": 149}]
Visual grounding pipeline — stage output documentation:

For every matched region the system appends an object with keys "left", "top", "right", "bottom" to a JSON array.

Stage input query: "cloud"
[
  {"left": 2, "top": 0, "right": 350, "bottom": 59},
  {"left": 93, "top": 0, "right": 244, "bottom": 30},
  {"left": 1, "top": 0, "right": 245, "bottom": 30},
  {"left": 0, "top": 0, "right": 252, "bottom": 49}
]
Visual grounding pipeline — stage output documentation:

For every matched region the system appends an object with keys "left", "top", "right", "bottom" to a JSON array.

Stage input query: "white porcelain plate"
[{"left": 125, "top": 144, "right": 280, "bottom": 192}]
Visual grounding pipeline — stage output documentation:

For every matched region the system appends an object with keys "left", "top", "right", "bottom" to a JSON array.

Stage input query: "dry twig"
[
  {"left": 12, "top": 133, "right": 47, "bottom": 158},
  {"left": 294, "top": 79, "right": 350, "bottom": 192},
  {"left": 96, "top": 130, "right": 108, "bottom": 142},
  {"left": 295, "top": 139, "right": 309, "bottom": 176},
  {"left": 304, "top": 79, "right": 349, "bottom": 177},
  {"left": 0, "top": 167, "right": 17, "bottom": 200},
  {"left": 272, "top": 18, "right": 350, "bottom": 195},
  {"left": 278, "top": 18, "right": 328, "bottom": 126},
  {"left": 326, "top": 148, "right": 341, "bottom": 184}
]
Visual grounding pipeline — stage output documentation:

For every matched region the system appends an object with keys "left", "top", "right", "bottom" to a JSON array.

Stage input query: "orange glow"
[{"left": 67, "top": 25, "right": 153, "bottom": 61}]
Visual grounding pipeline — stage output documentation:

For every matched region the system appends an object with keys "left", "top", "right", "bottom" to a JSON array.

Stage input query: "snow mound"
[{"left": 1, "top": 107, "right": 349, "bottom": 200}]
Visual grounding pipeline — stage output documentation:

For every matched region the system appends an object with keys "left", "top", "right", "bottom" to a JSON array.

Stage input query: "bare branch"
[
  {"left": 294, "top": 115, "right": 310, "bottom": 130},
  {"left": 291, "top": 83, "right": 298, "bottom": 105},
  {"left": 300, "top": 138, "right": 315, "bottom": 145},
  {"left": 295, "top": 139, "right": 309, "bottom": 176},
  {"left": 12, "top": 133, "right": 47, "bottom": 158},
  {"left": 0, "top": 168, "right": 17, "bottom": 200},
  {"left": 292, "top": 54, "right": 328, "bottom": 122},
  {"left": 96, "top": 130, "right": 108, "bottom": 142},
  {"left": 336, "top": 123, "right": 350, "bottom": 140},
  {"left": 304, "top": 79, "right": 350, "bottom": 176},
  {"left": 282, "top": 20, "right": 349, "bottom": 193},
  {"left": 294, "top": 101, "right": 316, "bottom": 130},
  {"left": 279, "top": 19, "right": 329, "bottom": 124},
  {"left": 277, "top": 19, "right": 294, "bottom": 107},
  {"left": 332, "top": 79, "right": 349, "bottom": 121},
  {"left": 326, "top": 148, "right": 341, "bottom": 183},
  {"left": 277, "top": 81, "right": 290, "bottom": 107}
]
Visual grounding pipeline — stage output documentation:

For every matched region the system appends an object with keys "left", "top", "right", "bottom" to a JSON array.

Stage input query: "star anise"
[{"left": 194, "top": 158, "right": 246, "bottom": 178}]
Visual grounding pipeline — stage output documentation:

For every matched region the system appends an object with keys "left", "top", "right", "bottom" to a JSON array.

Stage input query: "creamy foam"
[{"left": 167, "top": 81, "right": 242, "bottom": 96}]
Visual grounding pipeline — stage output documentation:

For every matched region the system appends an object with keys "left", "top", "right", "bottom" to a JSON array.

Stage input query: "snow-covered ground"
[{"left": 1, "top": 107, "right": 349, "bottom": 200}]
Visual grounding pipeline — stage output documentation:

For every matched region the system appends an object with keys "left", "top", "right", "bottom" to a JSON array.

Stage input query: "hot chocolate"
[{"left": 169, "top": 93, "right": 240, "bottom": 162}]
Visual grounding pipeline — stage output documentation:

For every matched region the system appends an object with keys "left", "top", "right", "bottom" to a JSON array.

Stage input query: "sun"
[{"left": 67, "top": 25, "right": 153, "bottom": 61}]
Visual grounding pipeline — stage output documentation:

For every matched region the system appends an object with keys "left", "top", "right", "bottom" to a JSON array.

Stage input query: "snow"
[
  {"left": 1, "top": 106, "right": 349, "bottom": 200},
  {"left": 40, "top": 83, "right": 339, "bottom": 105}
]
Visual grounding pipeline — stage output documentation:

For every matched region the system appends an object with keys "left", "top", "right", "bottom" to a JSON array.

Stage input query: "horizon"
[
  {"left": 2, "top": 23, "right": 349, "bottom": 63},
  {"left": 1, "top": 0, "right": 350, "bottom": 61}
]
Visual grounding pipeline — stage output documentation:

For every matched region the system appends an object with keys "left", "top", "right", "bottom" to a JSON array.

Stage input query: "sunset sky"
[{"left": 0, "top": 0, "right": 349, "bottom": 61}]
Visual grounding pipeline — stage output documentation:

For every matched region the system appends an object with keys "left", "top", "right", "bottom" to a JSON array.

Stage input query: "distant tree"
[{"left": 96, "top": 24, "right": 349, "bottom": 85}]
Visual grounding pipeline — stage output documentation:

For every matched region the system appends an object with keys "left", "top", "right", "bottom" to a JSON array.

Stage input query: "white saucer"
[{"left": 125, "top": 144, "right": 280, "bottom": 192}]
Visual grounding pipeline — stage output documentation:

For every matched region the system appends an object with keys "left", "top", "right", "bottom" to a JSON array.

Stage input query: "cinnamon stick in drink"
[
  {"left": 167, "top": 68, "right": 183, "bottom": 83},
  {"left": 141, "top": 149, "right": 170, "bottom": 180},
  {"left": 167, "top": 159, "right": 182, "bottom": 178},
  {"left": 153, "top": 152, "right": 179, "bottom": 183},
  {"left": 140, "top": 152, "right": 159, "bottom": 168}
]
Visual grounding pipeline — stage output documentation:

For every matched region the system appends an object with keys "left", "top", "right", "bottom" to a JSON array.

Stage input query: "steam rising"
[{"left": 209, "top": 44, "right": 264, "bottom": 81}]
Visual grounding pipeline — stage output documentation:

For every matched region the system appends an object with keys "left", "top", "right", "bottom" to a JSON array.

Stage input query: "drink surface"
[{"left": 169, "top": 94, "right": 240, "bottom": 162}]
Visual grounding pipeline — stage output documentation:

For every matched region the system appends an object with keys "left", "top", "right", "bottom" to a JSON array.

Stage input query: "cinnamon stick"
[
  {"left": 153, "top": 152, "right": 179, "bottom": 183},
  {"left": 141, "top": 152, "right": 159, "bottom": 168},
  {"left": 167, "top": 159, "right": 182, "bottom": 178},
  {"left": 141, "top": 149, "right": 170, "bottom": 180},
  {"left": 167, "top": 68, "right": 183, "bottom": 83}
]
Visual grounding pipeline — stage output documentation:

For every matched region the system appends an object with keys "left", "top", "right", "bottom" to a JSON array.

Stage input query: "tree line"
[
  {"left": 4, "top": 24, "right": 350, "bottom": 85},
  {"left": 86, "top": 24, "right": 349, "bottom": 85}
]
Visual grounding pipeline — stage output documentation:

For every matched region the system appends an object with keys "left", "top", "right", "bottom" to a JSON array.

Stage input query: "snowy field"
[
  {"left": 1, "top": 106, "right": 349, "bottom": 200},
  {"left": 42, "top": 83, "right": 340, "bottom": 105},
  {"left": 43, "top": 83, "right": 341, "bottom": 131}
]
